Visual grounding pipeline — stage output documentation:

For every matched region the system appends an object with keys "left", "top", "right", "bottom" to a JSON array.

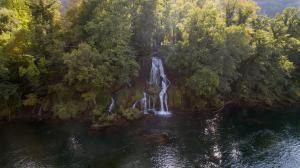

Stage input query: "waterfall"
[
  {"left": 132, "top": 101, "right": 138, "bottom": 109},
  {"left": 141, "top": 92, "right": 148, "bottom": 114},
  {"left": 131, "top": 55, "right": 171, "bottom": 115},
  {"left": 148, "top": 56, "right": 171, "bottom": 115},
  {"left": 108, "top": 98, "right": 115, "bottom": 113},
  {"left": 159, "top": 79, "right": 169, "bottom": 112}
]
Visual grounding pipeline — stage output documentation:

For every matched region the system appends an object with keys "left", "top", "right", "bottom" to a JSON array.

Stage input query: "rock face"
[{"left": 143, "top": 133, "right": 170, "bottom": 145}]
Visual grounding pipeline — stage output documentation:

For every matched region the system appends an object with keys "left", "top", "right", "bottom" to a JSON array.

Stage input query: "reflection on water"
[
  {"left": 151, "top": 145, "right": 189, "bottom": 168},
  {"left": 1, "top": 107, "right": 300, "bottom": 168},
  {"left": 203, "top": 113, "right": 222, "bottom": 167},
  {"left": 68, "top": 135, "right": 83, "bottom": 158},
  {"left": 14, "top": 159, "right": 44, "bottom": 168},
  {"left": 230, "top": 142, "right": 241, "bottom": 162}
]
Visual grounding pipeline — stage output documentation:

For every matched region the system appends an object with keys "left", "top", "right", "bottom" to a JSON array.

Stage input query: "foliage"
[
  {"left": 166, "top": 0, "right": 300, "bottom": 109},
  {"left": 0, "top": 0, "right": 300, "bottom": 122},
  {"left": 121, "top": 108, "right": 143, "bottom": 121},
  {"left": 62, "top": 0, "right": 139, "bottom": 120}
]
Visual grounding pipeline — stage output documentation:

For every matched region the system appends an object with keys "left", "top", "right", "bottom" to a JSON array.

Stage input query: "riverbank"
[{"left": 1, "top": 101, "right": 299, "bottom": 129}]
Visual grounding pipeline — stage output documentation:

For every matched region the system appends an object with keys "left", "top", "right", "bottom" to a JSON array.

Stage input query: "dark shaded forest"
[{"left": 1, "top": 0, "right": 300, "bottom": 125}]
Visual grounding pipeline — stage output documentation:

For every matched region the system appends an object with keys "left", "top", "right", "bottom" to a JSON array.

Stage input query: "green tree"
[
  {"left": 60, "top": 0, "right": 139, "bottom": 120},
  {"left": 0, "top": 1, "right": 32, "bottom": 119}
]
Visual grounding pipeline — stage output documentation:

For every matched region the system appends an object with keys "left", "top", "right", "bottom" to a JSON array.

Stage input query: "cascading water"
[
  {"left": 152, "top": 57, "right": 170, "bottom": 115},
  {"left": 141, "top": 92, "right": 148, "bottom": 114},
  {"left": 159, "top": 79, "right": 169, "bottom": 112},
  {"left": 130, "top": 55, "right": 171, "bottom": 115},
  {"left": 132, "top": 101, "right": 138, "bottom": 109},
  {"left": 108, "top": 98, "right": 115, "bottom": 113}
]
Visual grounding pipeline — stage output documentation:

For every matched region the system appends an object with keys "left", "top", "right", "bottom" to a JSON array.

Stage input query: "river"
[{"left": 1, "top": 107, "right": 300, "bottom": 168}]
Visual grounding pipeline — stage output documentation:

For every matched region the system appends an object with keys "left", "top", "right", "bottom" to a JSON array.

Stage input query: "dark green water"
[{"left": 1, "top": 107, "right": 300, "bottom": 168}]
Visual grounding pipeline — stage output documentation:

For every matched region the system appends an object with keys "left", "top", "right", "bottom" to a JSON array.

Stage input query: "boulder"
[{"left": 143, "top": 132, "right": 170, "bottom": 145}]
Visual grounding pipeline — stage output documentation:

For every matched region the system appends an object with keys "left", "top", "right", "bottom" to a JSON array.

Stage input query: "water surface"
[{"left": 1, "top": 107, "right": 300, "bottom": 168}]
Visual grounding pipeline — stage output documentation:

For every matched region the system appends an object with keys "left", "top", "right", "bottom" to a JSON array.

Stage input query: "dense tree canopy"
[{"left": 0, "top": 0, "right": 299, "bottom": 122}]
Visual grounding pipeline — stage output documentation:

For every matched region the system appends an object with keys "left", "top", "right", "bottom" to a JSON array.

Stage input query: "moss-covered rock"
[
  {"left": 91, "top": 113, "right": 119, "bottom": 129},
  {"left": 115, "top": 86, "right": 144, "bottom": 109},
  {"left": 120, "top": 108, "right": 143, "bottom": 121},
  {"left": 143, "top": 132, "right": 170, "bottom": 145}
]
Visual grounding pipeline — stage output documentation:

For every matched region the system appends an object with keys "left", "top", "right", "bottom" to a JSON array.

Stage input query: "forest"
[{"left": 0, "top": 0, "right": 300, "bottom": 125}]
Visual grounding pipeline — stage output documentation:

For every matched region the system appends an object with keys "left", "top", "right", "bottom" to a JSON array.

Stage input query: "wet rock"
[
  {"left": 91, "top": 117, "right": 128, "bottom": 130},
  {"left": 90, "top": 123, "right": 113, "bottom": 130},
  {"left": 143, "top": 132, "right": 170, "bottom": 145}
]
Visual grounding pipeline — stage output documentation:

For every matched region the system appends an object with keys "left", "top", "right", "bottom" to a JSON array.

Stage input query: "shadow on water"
[{"left": 1, "top": 106, "right": 300, "bottom": 168}]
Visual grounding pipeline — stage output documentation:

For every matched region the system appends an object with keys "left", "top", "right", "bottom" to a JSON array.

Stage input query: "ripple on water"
[
  {"left": 150, "top": 145, "right": 192, "bottom": 168},
  {"left": 1, "top": 107, "right": 300, "bottom": 167},
  {"left": 13, "top": 158, "right": 46, "bottom": 168}
]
